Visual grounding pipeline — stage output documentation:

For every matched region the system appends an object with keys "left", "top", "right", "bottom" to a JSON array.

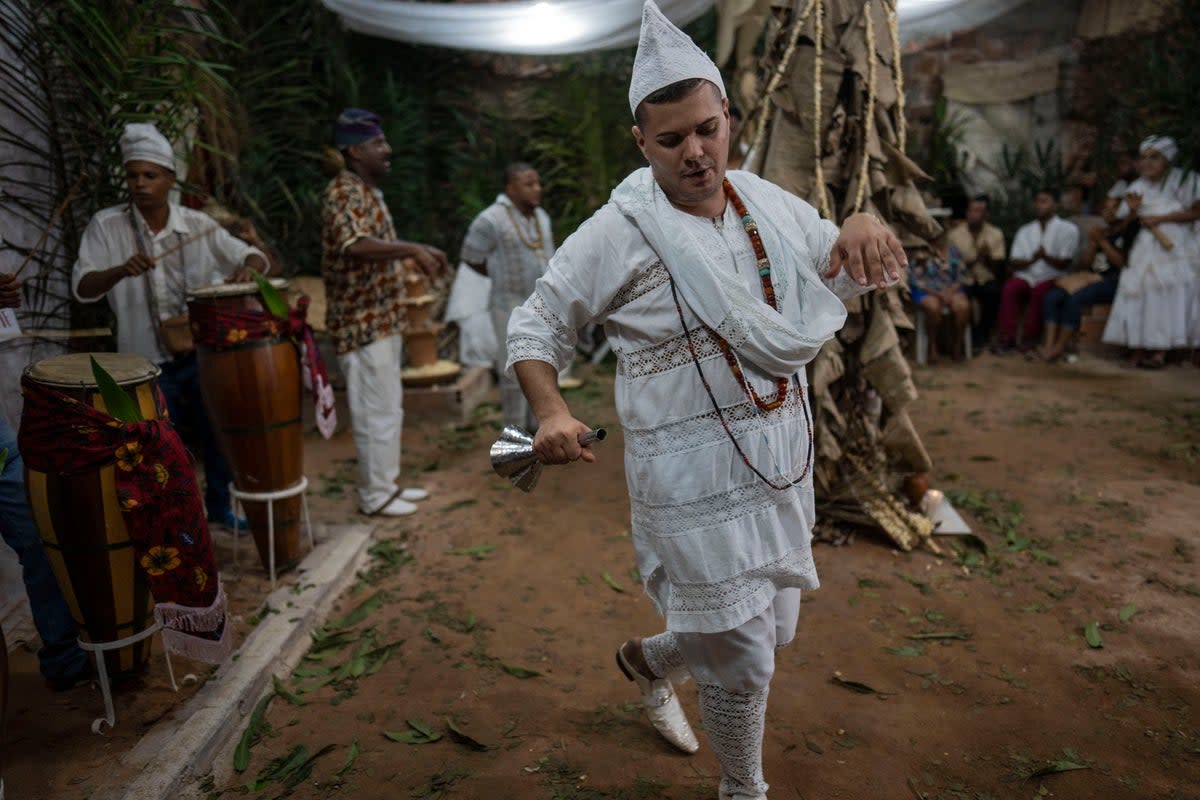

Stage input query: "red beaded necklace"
[
  {"left": 665, "top": 178, "right": 814, "bottom": 491},
  {"left": 716, "top": 179, "right": 789, "bottom": 412}
]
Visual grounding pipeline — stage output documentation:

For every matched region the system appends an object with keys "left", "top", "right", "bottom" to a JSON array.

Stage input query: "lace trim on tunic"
[
  {"left": 624, "top": 390, "right": 806, "bottom": 461},
  {"left": 621, "top": 325, "right": 724, "bottom": 379},
  {"left": 506, "top": 335, "right": 558, "bottom": 369},
  {"left": 527, "top": 289, "right": 573, "bottom": 340},
  {"left": 634, "top": 479, "right": 799, "bottom": 536},
  {"left": 667, "top": 548, "right": 816, "bottom": 620},
  {"left": 603, "top": 260, "right": 669, "bottom": 315}
]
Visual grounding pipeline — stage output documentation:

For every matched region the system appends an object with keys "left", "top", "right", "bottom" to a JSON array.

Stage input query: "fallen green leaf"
[
  {"left": 1084, "top": 621, "right": 1103, "bottom": 649},
  {"left": 501, "top": 663, "right": 542, "bottom": 679},
  {"left": 385, "top": 719, "right": 442, "bottom": 744},
  {"left": 830, "top": 674, "right": 892, "bottom": 697},
  {"left": 90, "top": 356, "right": 143, "bottom": 423},
  {"left": 445, "top": 717, "right": 490, "bottom": 751},
  {"left": 602, "top": 572, "right": 625, "bottom": 593},
  {"left": 233, "top": 691, "right": 276, "bottom": 773},
  {"left": 1028, "top": 760, "right": 1088, "bottom": 779},
  {"left": 326, "top": 593, "right": 383, "bottom": 630},
  {"left": 1118, "top": 604, "right": 1137, "bottom": 623},
  {"left": 309, "top": 629, "right": 360, "bottom": 654},
  {"left": 886, "top": 645, "right": 925, "bottom": 657},
  {"left": 448, "top": 543, "right": 494, "bottom": 560},
  {"left": 272, "top": 675, "right": 306, "bottom": 706},
  {"left": 333, "top": 739, "right": 360, "bottom": 780},
  {"left": 906, "top": 631, "right": 971, "bottom": 641}
]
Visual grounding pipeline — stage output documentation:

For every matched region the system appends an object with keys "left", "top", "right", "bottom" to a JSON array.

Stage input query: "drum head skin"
[
  {"left": 188, "top": 278, "right": 288, "bottom": 299},
  {"left": 25, "top": 352, "right": 160, "bottom": 387}
]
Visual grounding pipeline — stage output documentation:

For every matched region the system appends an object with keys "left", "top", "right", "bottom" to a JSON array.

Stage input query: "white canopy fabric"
[
  {"left": 897, "top": 0, "right": 1031, "bottom": 43},
  {"left": 322, "top": 0, "right": 1035, "bottom": 55},
  {"left": 321, "top": 0, "right": 715, "bottom": 56}
]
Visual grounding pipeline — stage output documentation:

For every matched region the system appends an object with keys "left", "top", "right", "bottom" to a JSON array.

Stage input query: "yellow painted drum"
[{"left": 22, "top": 353, "right": 164, "bottom": 677}]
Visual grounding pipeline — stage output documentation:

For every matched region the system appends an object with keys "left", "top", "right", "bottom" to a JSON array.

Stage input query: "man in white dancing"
[{"left": 506, "top": 3, "right": 904, "bottom": 798}]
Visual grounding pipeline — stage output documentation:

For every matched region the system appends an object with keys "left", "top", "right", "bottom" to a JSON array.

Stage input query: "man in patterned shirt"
[
  {"left": 321, "top": 108, "right": 449, "bottom": 517},
  {"left": 461, "top": 162, "right": 555, "bottom": 430}
]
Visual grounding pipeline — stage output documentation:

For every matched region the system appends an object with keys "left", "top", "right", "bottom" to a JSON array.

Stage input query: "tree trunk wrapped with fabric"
[{"left": 720, "top": 0, "right": 940, "bottom": 550}]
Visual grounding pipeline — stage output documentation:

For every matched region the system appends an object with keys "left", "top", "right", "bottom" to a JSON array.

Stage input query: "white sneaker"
[
  {"left": 363, "top": 497, "right": 418, "bottom": 517},
  {"left": 400, "top": 487, "right": 429, "bottom": 502}
]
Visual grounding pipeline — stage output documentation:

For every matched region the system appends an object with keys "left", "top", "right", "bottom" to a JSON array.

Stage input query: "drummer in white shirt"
[{"left": 72, "top": 122, "right": 273, "bottom": 528}]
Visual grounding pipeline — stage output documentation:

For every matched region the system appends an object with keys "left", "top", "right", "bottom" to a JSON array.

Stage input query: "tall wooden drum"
[
  {"left": 188, "top": 281, "right": 304, "bottom": 571},
  {"left": 22, "top": 353, "right": 162, "bottom": 677}
]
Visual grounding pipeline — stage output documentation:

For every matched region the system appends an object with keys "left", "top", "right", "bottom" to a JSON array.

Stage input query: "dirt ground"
[{"left": 6, "top": 352, "right": 1199, "bottom": 800}]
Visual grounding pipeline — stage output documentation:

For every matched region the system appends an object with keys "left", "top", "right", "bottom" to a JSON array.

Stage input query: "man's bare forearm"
[
  {"left": 513, "top": 359, "right": 569, "bottom": 423},
  {"left": 77, "top": 266, "right": 131, "bottom": 299},
  {"left": 345, "top": 236, "right": 409, "bottom": 261}
]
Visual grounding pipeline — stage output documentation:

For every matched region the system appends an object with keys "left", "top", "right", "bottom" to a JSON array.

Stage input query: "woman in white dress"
[{"left": 1102, "top": 135, "right": 1200, "bottom": 368}]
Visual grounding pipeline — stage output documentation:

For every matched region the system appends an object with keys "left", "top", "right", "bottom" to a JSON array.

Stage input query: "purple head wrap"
[{"left": 334, "top": 108, "right": 384, "bottom": 149}]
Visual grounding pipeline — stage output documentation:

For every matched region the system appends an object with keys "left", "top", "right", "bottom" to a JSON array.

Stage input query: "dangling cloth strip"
[
  {"left": 187, "top": 295, "right": 337, "bottom": 439},
  {"left": 18, "top": 378, "right": 231, "bottom": 663}
]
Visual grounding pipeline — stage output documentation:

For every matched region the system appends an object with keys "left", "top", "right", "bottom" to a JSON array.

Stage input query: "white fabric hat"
[
  {"left": 1139, "top": 134, "right": 1177, "bottom": 163},
  {"left": 628, "top": 0, "right": 726, "bottom": 117},
  {"left": 120, "top": 122, "right": 175, "bottom": 173}
]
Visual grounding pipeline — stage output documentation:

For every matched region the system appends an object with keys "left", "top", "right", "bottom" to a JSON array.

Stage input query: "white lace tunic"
[{"left": 507, "top": 174, "right": 867, "bottom": 634}]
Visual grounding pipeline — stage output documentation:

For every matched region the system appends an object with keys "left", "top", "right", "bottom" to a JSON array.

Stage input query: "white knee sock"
[{"left": 698, "top": 683, "right": 770, "bottom": 799}]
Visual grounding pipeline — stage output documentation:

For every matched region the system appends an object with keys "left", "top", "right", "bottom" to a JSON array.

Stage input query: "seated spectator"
[
  {"left": 991, "top": 189, "right": 1080, "bottom": 354},
  {"left": 1106, "top": 149, "right": 1141, "bottom": 204},
  {"left": 947, "top": 195, "right": 1005, "bottom": 349},
  {"left": 910, "top": 236, "right": 969, "bottom": 363},
  {"left": 1102, "top": 134, "right": 1200, "bottom": 368},
  {"left": 1035, "top": 196, "right": 1138, "bottom": 363}
]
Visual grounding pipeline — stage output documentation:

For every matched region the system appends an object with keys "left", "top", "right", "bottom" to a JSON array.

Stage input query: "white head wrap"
[
  {"left": 1139, "top": 134, "right": 1177, "bottom": 163},
  {"left": 120, "top": 122, "right": 175, "bottom": 173},
  {"left": 628, "top": 0, "right": 726, "bottom": 118}
]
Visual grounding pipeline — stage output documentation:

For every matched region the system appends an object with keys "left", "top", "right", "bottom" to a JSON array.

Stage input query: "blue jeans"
[
  {"left": 157, "top": 352, "right": 233, "bottom": 520},
  {"left": 0, "top": 417, "right": 88, "bottom": 680},
  {"left": 1041, "top": 275, "right": 1119, "bottom": 330}
]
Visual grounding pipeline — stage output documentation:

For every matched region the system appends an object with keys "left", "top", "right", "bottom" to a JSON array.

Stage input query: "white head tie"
[
  {"left": 1139, "top": 134, "right": 1177, "bottom": 163},
  {"left": 628, "top": 0, "right": 726, "bottom": 117},
  {"left": 120, "top": 122, "right": 175, "bottom": 173}
]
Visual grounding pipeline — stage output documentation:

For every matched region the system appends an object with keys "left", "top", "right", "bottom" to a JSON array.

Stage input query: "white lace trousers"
[
  {"left": 642, "top": 588, "right": 801, "bottom": 799},
  {"left": 492, "top": 304, "right": 537, "bottom": 431},
  {"left": 338, "top": 334, "right": 403, "bottom": 511}
]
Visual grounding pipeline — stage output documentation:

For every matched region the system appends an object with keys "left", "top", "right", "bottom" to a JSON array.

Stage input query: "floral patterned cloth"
[
  {"left": 188, "top": 294, "right": 337, "bottom": 439},
  {"left": 320, "top": 170, "right": 408, "bottom": 355},
  {"left": 18, "top": 378, "right": 230, "bottom": 663}
]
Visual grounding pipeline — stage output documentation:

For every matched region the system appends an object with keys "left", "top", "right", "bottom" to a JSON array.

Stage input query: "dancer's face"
[{"left": 632, "top": 82, "right": 730, "bottom": 216}]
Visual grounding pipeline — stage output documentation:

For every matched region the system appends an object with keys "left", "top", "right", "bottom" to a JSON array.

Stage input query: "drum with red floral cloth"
[
  {"left": 20, "top": 354, "right": 229, "bottom": 670},
  {"left": 20, "top": 354, "right": 163, "bottom": 676},
  {"left": 188, "top": 280, "right": 305, "bottom": 572}
]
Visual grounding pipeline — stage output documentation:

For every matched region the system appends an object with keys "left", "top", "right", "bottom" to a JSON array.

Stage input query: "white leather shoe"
[
  {"left": 616, "top": 641, "right": 699, "bottom": 754},
  {"left": 363, "top": 497, "right": 418, "bottom": 517},
  {"left": 400, "top": 487, "right": 429, "bottom": 502}
]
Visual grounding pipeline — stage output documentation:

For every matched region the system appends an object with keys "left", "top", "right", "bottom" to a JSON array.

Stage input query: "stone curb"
[{"left": 115, "top": 522, "right": 375, "bottom": 800}]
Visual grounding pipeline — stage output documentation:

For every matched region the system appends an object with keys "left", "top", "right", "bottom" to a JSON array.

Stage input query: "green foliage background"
[{"left": 2, "top": 0, "right": 718, "bottom": 309}]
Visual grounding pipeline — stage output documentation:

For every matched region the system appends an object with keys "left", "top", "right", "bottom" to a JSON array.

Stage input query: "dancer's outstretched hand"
[{"left": 827, "top": 213, "right": 905, "bottom": 289}]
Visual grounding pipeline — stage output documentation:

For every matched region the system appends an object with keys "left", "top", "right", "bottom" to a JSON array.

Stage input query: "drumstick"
[
  {"left": 155, "top": 224, "right": 223, "bottom": 260},
  {"left": 13, "top": 173, "right": 86, "bottom": 279},
  {"left": 1146, "top": 222, "right": 1174, "bottom": 251}
]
